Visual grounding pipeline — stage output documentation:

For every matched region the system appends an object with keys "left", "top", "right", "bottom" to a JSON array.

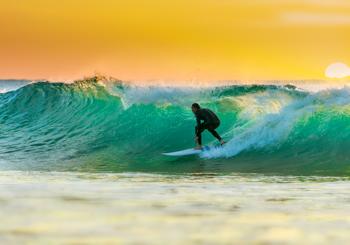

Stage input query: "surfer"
[{"left": 191, "top": 103, "right": 225, "bottom": 149}]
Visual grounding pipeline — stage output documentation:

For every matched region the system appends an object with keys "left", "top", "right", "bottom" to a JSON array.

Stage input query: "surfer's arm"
[
  {"left": 195, "top": 112, "right": 202, "bottom": 127},
  {"left": 196, "top": 117, "right": 201, "bottom": 127},
  {"left": 194, "top": 115, "right": 202, "bottom": 143}
]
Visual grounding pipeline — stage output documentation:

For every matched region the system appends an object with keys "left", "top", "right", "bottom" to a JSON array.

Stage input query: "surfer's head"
[{"left": 191, "top": 103, "right": 200, "bottom": 113}]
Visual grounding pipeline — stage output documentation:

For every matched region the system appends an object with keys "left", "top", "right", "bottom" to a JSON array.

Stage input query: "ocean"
[{"left": 1, "top": 77, "right": 350, "bottom": 244}]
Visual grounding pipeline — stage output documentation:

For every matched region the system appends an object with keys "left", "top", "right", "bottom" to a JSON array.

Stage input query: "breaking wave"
[{"left": 1, "top": 77, "right": 350, "bottom": 176}]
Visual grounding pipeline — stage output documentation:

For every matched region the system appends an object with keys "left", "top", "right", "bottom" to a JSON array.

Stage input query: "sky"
[{"left": 0, "top": 0, "right": 350, "bottom": 82}]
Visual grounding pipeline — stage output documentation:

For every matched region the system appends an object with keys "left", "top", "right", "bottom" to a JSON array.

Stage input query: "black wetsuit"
[{"left": 194, "top": 108, "right": 222, "bottom": 145}]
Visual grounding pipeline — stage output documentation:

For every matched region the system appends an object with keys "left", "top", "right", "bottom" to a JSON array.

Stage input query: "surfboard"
[{"left": 162, "top": 146, "right": 211, "bottom": 156}]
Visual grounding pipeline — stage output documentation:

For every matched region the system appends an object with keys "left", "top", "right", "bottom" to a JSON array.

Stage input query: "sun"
[{"left": 325, "top": 62, "right": 350, "bottom": 79}]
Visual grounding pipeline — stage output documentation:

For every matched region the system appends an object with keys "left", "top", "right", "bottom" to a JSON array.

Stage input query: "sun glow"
[{"left": 325, "top": 63, "right": 350, "bottom": 79}]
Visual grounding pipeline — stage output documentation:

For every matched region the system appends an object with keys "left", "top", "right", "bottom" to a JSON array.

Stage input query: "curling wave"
[{"left": 1, "top": 77, "right": 350, "bottom": 176}]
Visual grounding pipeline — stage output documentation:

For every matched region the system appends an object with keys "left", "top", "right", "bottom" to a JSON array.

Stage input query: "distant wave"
[
  {"left": 0, "top": 79, "right": 32, "bottom": 93},
  {"left": 1, "top": 76, "right": 350, "bottom": 176}
]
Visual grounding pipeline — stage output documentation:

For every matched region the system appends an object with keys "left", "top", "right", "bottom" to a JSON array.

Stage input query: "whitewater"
[{"left": 1, "top": 76, "right": 350, "bottom": 176}]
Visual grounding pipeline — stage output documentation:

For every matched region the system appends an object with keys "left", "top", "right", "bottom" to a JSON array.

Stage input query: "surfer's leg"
[
  {"left": 207, "top": 124, "right": 222, "bottom": 142},
  {"left": 208, "top": 128, "right": 222, "bottom": 141}
]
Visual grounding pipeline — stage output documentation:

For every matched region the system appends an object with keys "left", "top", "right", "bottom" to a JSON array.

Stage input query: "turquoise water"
[{"left": 1, "top": 77, "right": 350, "bottom": 175}]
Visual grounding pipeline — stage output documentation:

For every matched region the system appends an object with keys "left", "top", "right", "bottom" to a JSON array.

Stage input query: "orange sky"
[{"left": 0, "top": 0, "right": 350, "bottom": 82}]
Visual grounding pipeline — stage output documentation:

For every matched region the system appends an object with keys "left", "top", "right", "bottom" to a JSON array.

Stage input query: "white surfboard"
[{"left": 162, "top": 146, "right": 211, "bottom": 156}]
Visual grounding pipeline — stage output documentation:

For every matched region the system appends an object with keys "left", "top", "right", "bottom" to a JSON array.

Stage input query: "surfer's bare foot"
[
  {"left": 220, "top": 140, "right": 226, "bottom": 146},
  {"left": 194, "top": 145, "right": 202, "bottom": 150}
]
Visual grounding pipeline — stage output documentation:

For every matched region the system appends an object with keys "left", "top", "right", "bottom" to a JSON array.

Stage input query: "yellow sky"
[{"left": 0, "top": 0, "right": 349, "bottom": 82}]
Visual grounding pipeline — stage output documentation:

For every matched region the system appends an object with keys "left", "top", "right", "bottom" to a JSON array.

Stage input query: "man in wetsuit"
[{"left": 191, "top": 103, "right": 225, "bottom": 149}]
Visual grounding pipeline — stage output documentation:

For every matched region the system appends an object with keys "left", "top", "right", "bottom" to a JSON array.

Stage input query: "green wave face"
[{"left": 1, "top": 78, "right": 350, "bottom": 176}]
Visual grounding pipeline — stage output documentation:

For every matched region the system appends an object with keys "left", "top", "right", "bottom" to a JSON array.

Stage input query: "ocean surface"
[
  {"left": 1, "top": 171, "right": 350, "bottom": 244},
  {"left": 1, "top": 77, "right": 350, "bottom": 244}
]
